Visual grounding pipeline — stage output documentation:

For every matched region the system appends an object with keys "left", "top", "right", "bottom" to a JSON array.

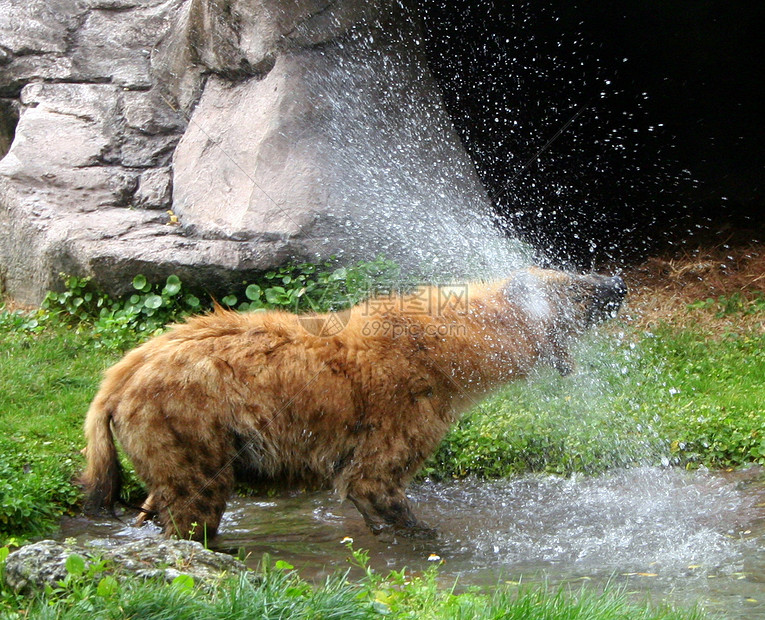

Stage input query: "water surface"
[{"left": 60, "top": 467, "right": 765, "bottom": 619}]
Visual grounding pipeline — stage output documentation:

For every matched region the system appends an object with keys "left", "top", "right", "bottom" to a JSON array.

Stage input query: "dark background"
[{"left": 418, "top": 0, "right": 765, "bottom": 266}]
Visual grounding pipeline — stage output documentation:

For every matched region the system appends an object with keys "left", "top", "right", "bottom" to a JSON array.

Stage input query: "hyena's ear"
[
  {"left": 501, "top": 269, "right": 536, "bottom": 298},
  {"left": 501, "top": 270, "right": 552, "bottom": 322}
]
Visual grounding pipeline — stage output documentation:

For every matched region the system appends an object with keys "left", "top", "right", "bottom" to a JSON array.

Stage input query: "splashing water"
[
  {"left": 60, "top": 467, "right": 765, "bottom": 618},
  {"left": 295, "top": 16, "right": 534, "bottom": 281},
  {"left": 283, "top": 0, "right": 690, "bottom": 276},
  {"left": 418, "top": 0, "right": 694, "bottom": 267},
  {"left": 413, "top": 469, "right": 757, "bottom": 574}
]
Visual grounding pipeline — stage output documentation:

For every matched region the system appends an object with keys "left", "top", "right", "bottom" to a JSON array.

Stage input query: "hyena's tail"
[{"left": 80, "top": 394, "right": 121, "bottom": 513}]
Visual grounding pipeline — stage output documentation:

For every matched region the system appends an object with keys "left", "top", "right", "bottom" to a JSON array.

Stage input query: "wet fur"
[{"left": 81, "top": 268, "right": 624, "bottom": 540}]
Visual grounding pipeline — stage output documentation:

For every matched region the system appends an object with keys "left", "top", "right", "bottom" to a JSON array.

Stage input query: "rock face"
[
  {"left": 3, "top": 539, "right": 249, "bottom": 593},
  {"left": 0, "top": 0, "right": 511, "bottom": 304}
]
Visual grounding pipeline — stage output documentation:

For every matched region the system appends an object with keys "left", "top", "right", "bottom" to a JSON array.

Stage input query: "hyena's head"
[{"left": 502, "top": 267, "right": 627, "bottom": 375}]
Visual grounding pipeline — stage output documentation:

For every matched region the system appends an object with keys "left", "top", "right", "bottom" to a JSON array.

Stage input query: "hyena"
[{"left": 81, "top": 267, "right": 625, "bottom": 540}]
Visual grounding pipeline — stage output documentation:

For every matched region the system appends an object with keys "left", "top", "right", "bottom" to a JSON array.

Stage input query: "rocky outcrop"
[
  {"left": 3, "top": 539, "right": 249, "bottom": 593},
  {"left": 0, "top": 0, "right": 512, "bottom": 305}
]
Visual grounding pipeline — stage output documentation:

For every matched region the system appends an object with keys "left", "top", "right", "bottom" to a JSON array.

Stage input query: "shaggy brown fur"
[{"left": 81, "top": 268, "right": 625, "bottom": 540}]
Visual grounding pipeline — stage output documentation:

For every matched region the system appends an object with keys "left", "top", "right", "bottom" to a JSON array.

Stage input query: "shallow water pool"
[{"left": 59, "top": 467, "right": 765, "bottom": 618}]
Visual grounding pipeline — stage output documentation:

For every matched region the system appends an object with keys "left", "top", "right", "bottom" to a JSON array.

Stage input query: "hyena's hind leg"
[
  {"left": 125, "top": 422, "right": 236, "bottom": 541},
  {"left": 135, "top": 492, "right": 155, "bottom": 527},
  {"left": 151, "top": 461, "right": 235, "bottom": 541}
]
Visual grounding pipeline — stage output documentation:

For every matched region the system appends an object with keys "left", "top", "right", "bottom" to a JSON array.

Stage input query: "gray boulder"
[
  {"left": 3, "top": 539, "right": 249, "bottom": 593},
  {"left": 0, "top": 0, "right": 523, "bottom": 305}
]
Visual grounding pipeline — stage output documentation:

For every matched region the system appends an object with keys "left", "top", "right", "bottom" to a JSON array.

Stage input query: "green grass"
[
  {"left": 0, "top": 328, "right": 117, "bottom": 541},
  {"left": 1, "top": 311, "right": 763, "bottom": 542},
  {"left": 0, "top": 551, "right": 707, "bottom": 620},
  {"left": 428, "top": 323, "right": 765, "bottom": 478}
]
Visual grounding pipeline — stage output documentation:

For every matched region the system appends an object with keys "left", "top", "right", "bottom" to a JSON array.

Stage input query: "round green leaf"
[
  {"left": 222, "top": 295, "right": 238, "bottom": 307},
  {"left": 132, "top": 275, "right": 147, "bottom": 291},
  {"left": 164, "top": 275, "right": 182, "bottom": 296},
  {"left": 171, "top": 574, "right": 195, "bottom": 591},
  {"left": 185, "top": 294, "right": 201, "bottom": 308},
  {"left": 97, "top": 575, "right": 119, "bottom": 598},
  {"left": 265, "top": 287, "right": 286, "bottom": 305},
  {"left": 245, "top": 284, "right": 262, "bottom": 301},
  {"left": 65, "top": 554, "right": 86, "bottom": 577},
  {"left": 144, "top": 294, "right": 162, "bottom": 309}
]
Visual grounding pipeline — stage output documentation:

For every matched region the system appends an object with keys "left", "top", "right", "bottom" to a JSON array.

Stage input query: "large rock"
[
  {"left": 3, "top": 539, "right": 249, "bottom": 593},
  {"left": 0, "top": 0, "right": 523, "bottom": 305},
  {"left": 171, "top": 19, "right": 507, "bottom": 273}
]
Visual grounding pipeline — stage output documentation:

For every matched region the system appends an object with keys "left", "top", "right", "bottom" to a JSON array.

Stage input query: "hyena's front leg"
[
  {"left": 342, "top": 398, "right": 447, "bottom": 539},
  {"left": 346, "top": 477, "right": 437, "bottom": 539}
]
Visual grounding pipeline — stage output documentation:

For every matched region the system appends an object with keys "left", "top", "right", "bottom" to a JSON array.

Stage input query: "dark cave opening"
[
  {"left": 418, "top": 0, "right": 765, "bottom": 266},
  {"left": 0, "top": 98, "right": 18, "bottom": 161}
]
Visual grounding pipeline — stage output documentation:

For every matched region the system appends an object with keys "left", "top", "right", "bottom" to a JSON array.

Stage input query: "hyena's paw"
[
  {"left": 371, "top": 521, "right": 439, "bottom": 542},
  {"left": 405, "top": 522, "right": 439, "bottom": 540}
]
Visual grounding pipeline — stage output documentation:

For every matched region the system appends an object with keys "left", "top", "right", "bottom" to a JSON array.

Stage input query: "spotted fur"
[{"left": 81, "top": 268, "right": 625, "bottom": 540}]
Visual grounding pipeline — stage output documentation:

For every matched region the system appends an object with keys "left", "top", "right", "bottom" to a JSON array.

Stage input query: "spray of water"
[
  {"left": 294, "top": 15, "right": 534, "bottom": 281},
  {"left": 418, "top": 0, "right": 693, "bottom": 267}
]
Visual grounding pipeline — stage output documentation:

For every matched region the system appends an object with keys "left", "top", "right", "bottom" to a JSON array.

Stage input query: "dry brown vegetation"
[{"left": 621, "top": 240, "right": 765, "bottom": 331}]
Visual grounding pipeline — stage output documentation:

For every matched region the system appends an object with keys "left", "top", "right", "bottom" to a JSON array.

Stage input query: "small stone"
[
  {"left": 3, "top": 539, "right": 250, "bottom": 594},
  {"left": 3, "top": 540, "right": 93, "bottom": 593}
]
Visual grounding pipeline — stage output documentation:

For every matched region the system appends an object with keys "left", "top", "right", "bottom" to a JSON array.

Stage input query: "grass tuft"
[{"left": 0, "top": 552, "right": 708, "bottom": 620}]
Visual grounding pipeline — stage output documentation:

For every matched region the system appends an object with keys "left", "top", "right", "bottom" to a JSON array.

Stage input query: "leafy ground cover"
[{"left": 0, "top": 328, "right": 111, "bottom": 543}]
